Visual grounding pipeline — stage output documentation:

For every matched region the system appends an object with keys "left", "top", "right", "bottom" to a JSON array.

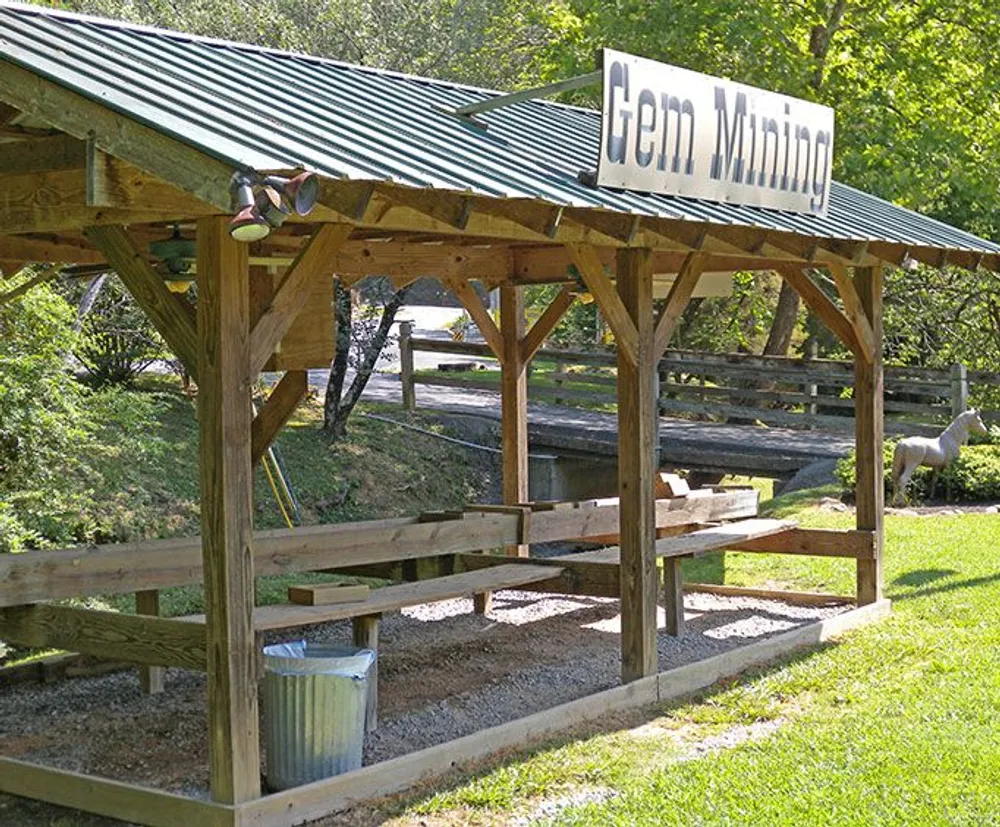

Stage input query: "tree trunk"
[
  {"left": 74, "top": 273, "right": 107, "bottom": 333},
  {"left": 323, "top": 280, "right": 352, "bottom": 433},
  {"left": 331, "top": 285, "right": 411, "bottom": 435},
  {"left": 763, "top": 280, "right": 801, "bottom": 356}
]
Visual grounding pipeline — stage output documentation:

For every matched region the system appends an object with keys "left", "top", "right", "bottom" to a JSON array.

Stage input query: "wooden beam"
[
  {"left": 854, "top": 265, "right": 885, "bottom": 605},
  {"left": 653, "top": 252, "right": 707, "bottom": 357},
  {"left": 727, "top": 527, "right": 876, "bottom": 558},
  {"left": 84, "top": 224, "right": 199, "bottom": 378},
  {"left": 0, "top": 59, "right": 234, "bottom": 209},
  {"left": 0, "top": 267, "right": 60, "bottom": 307},
  {"left": 0, "top": 758, "right": 234, "bottom": 827},
  {"left": 196, "top": 215, "right": 260, "bottom": 804},
  {"left": 0, "top": 133, "right": 85, "bottom": 176},
  {"left": 827, "top": 261, "right": 876, "bottom": 363},
  {"left": 251, "top": 370, "right": 308, "bottom": 466},
  {"left": 520, "top": 286, "right": 575, "bottom": 363},
  {"left": 615, "top": 247, "right": 658, "bottom": 682},
  {"left": 450, "top": 279, "right": 503, "bottom": 358},
  {"left": 250, "top": 223, "right": 352, "bottom": 374},
  {"left": 0, "top": 604, "right": 206, "bottom": 670},
  {"left": 566, "top": 243, "right": 639, "bottom": 366},
  {"left": 775, "top": 264, "right": 861, "bottom": 355},
  {"left": 0, "top": 491, "right": 758, "bottom": 608},
  {"left": 0, "top": 162, "right": 216, "bottom": 234},
  {"left": 0, "top": 233, "right": 106, "bottom": 265}
]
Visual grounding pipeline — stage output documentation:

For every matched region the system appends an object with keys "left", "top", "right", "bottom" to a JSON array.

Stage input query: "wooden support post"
[
  {"left": 351, "top": 614, "right": 379, "bottom": 734},
  {"left": 854, "top": 265, "right": 884, "bottom": 606},
  {"left": 399, "top": 320, "right": 416, "bottom": 411},
  {"left": 616, "top": 247, "right": 659, "bottom": 682},
  {"left": 476, "top": 284, "right": 529, "bottom": 615},
  {"left": 662, "top": 558, "right": 684, "bottom": 637},
  {"left": 136, "top": 590, "right": 164, "bottom": 695},
  {"left": 196, "top": 215, "right": 261, "bottom": 805}
]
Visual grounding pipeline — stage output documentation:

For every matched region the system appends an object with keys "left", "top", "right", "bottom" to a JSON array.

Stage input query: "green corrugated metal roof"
[{"left": 1, "top": 0, "right": 998, "bottom": 261}]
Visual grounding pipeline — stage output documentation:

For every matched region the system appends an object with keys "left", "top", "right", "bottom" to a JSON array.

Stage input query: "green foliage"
[
  {"left": 0, "top": 274, "right": 96, "bottom": 551},
  {"left": 75, "top": 276, "right": 169, "bottom": 387},
  {"left": 835, "top": 441, "right": 1000, "bottom": 502},
  {"left": 525, "top": 284, "right": 602, "bottom": 350}
]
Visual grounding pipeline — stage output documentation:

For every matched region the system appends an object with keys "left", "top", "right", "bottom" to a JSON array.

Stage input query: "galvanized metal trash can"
[{"left": 262, "top": 642, "right": 375, "bottom": 791}]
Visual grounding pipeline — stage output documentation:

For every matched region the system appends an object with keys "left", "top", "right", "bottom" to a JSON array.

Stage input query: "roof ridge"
[{"left": 0, "top": 0, "right": 596, "bottom": 114}]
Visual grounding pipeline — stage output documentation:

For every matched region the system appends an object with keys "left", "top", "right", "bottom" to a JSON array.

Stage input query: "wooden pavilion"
[{"left": 1, "top": 3, "right": 999, "bottom": 824}]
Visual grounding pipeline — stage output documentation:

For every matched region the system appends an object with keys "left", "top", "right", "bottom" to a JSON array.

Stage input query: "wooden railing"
[{"left": 398, "top": 322, "right": 1000, "bottom": 436}]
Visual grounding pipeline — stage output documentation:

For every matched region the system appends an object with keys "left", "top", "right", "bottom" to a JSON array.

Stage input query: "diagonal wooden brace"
[
  {"left": 776, "top": 264, "right": 864, "bottom": 358},
  {"left": 565, "top": 243, "right": 639, "bottom": 366},
  {"left": 520, "top": 286, "right": 575, "bottom": 363},
  {"left": 250, "top": 223, "right": 352, "bottom": 374},
  {"left": 827, "top": 261, "right": 876, "bottom": 363},
  {"left": 450, "top": 279, "right": 503, "bottom": 358},
  {"left": 84, "top": 224, "right": 199, "bottom": 379},
  {"left": 251, "top": 370, "right": 308, "bottom": 466},
  {"left": 653, "top": 252, "right": 707, "bottom": 358}
]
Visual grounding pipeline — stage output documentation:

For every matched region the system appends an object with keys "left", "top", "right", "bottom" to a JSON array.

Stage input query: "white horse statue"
[{"left": 891, "top": 408, "right": 988, "bottom": 504}]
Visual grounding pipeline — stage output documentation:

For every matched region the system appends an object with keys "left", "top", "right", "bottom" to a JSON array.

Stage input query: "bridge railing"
[{"left": 398, "top": 323, "right": 1000, "bottom": 436}]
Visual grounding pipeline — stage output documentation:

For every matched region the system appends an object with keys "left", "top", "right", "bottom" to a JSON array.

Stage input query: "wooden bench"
[{"left": 180, "top": 563, "right": 563, "bottom": 732}]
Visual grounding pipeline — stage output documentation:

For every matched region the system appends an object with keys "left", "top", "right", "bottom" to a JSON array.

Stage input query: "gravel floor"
[{"left": 0, "top": 589, "right": 846, "bottom": 824}]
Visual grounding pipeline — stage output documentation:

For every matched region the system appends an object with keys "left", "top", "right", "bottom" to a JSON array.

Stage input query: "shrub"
[{"left": 836, "top": 440, "right": 1000, "bottom": 502}]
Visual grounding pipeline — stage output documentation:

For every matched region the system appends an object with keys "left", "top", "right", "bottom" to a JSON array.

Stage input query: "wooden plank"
[
  {"left": 351, "top": 615, "right": 379, "bottom": 733},
  {"left": 854, "top": 265, "right": 885, "bottom": 605},
  {"left": 136, "top": 589, "right": 165, "bottom": 695},
  {"left": 616, "top": 246, "right": 658, "bottom": 683},
  {"left": 196, "top": 215, "right": 260, "bottom": 805},
  {"left": 0, "top": 757, "right": 234, "bottom": 827},
  {"left": 84, "top": 224, "right": 199, "bottom": 378},
  {"left": 456, "top": 553, "right": 620, "bottom": 597},
  {"left": 827, "top": 261, "right": 876, "bottom": 362},
  {"left": 519, "top": 286, "right": 575, "bottom": 363},
  {"left": 566, "top": 243, "right": 638, "bottom": 366},
  {"left": 236, "top": 600, "right": 890, "bottom": 827},
  {"left": 684, "top": 583, "right": 853, "bottom": 606},
  {"left": 0, "top": 492, "right": 755, "bottom": 607},
  {"left": 0, "top": 59, "right": 233, "bottom": 210},
  {"left": 450, "top": 279, "right": 503, "bottom": 358},
  {"left": 250, "top": 223, "right": 351, "bottom": 374},
  {"left": 568, "top": 519, "right": 796, "bottom": 565},
  {"left": 0, "top": 604, "right": 206, "bottom": 670},
  {"left": 264, "top": 272, "right": 336, "bottom": 371},
  {"left": 653, "top": 252, "right": 707, "bottom": 358},
  {"left": 288, "top": 583, "right": 370, "bottom": 606},
  {"left": 728, "top": 527, "right": 876, "bottom": 559},
  {"left": 212, "top": 564, "right": 564, "bottom": 632},
  {"left": 251, "top": 370, "right": 308, "bottom": 466}
]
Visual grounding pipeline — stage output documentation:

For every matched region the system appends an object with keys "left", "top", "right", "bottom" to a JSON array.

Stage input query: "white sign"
[{"left": 597, "top": 49, "right": 835, "bottom": 216}]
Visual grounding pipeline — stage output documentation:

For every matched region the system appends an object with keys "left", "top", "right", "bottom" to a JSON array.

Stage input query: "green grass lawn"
[{"left": 382, "top": 504, "right": 1000, "bottom": 826}]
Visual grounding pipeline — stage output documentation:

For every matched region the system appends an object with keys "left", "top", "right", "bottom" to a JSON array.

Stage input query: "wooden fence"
[{"left": 399, "top": 323, "right": 1000, "bottom": 437}]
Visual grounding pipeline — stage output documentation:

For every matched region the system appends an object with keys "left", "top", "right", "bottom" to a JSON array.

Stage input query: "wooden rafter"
[
  {"left": 827, "top": 260, "right": 877, "bottom": 363},
  {"left": 0, "top": 60, "right": 234, "bottom": 210},
  {"left": 776, "top": 264, "right": 862, "bottom": 357},
  {"left": 520, "top": 286, "right": 575, "bottom": 363},
  {"left": 0, "top": 134, "right": 85, "bottom": 176},
  {"left": 249, "top": 223, "right": 352, "bottom": 374},
  {"left": 653, "top": 252, "right": 707, "bottom": 358},
  {"left": 251, "top": 370, "right": 308, "bottom": 465},
  {"left": 449, "top": 279, "right": 503, "bottom": 358},
  {"left": 84, "top": 224, "right": 199, "bottom": 378},
  {"left": 565, "top": 243, "right": 639, "bottom": 366}
]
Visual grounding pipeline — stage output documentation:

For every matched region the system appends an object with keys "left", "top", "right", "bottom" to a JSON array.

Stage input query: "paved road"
[{"left": 309, "top": 306, "right": 854, "bottom": 478}]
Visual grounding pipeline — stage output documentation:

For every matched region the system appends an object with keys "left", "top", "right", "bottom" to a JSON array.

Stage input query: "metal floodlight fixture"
[
  {"left": 230, "top": 205, "right": 271, "bottom": 243},
  {"left": 263, "top": 172, "right": 319, "bottom": 216},
  {"left": 256, "top": 185, "right": 291, "bottom": 229}
]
